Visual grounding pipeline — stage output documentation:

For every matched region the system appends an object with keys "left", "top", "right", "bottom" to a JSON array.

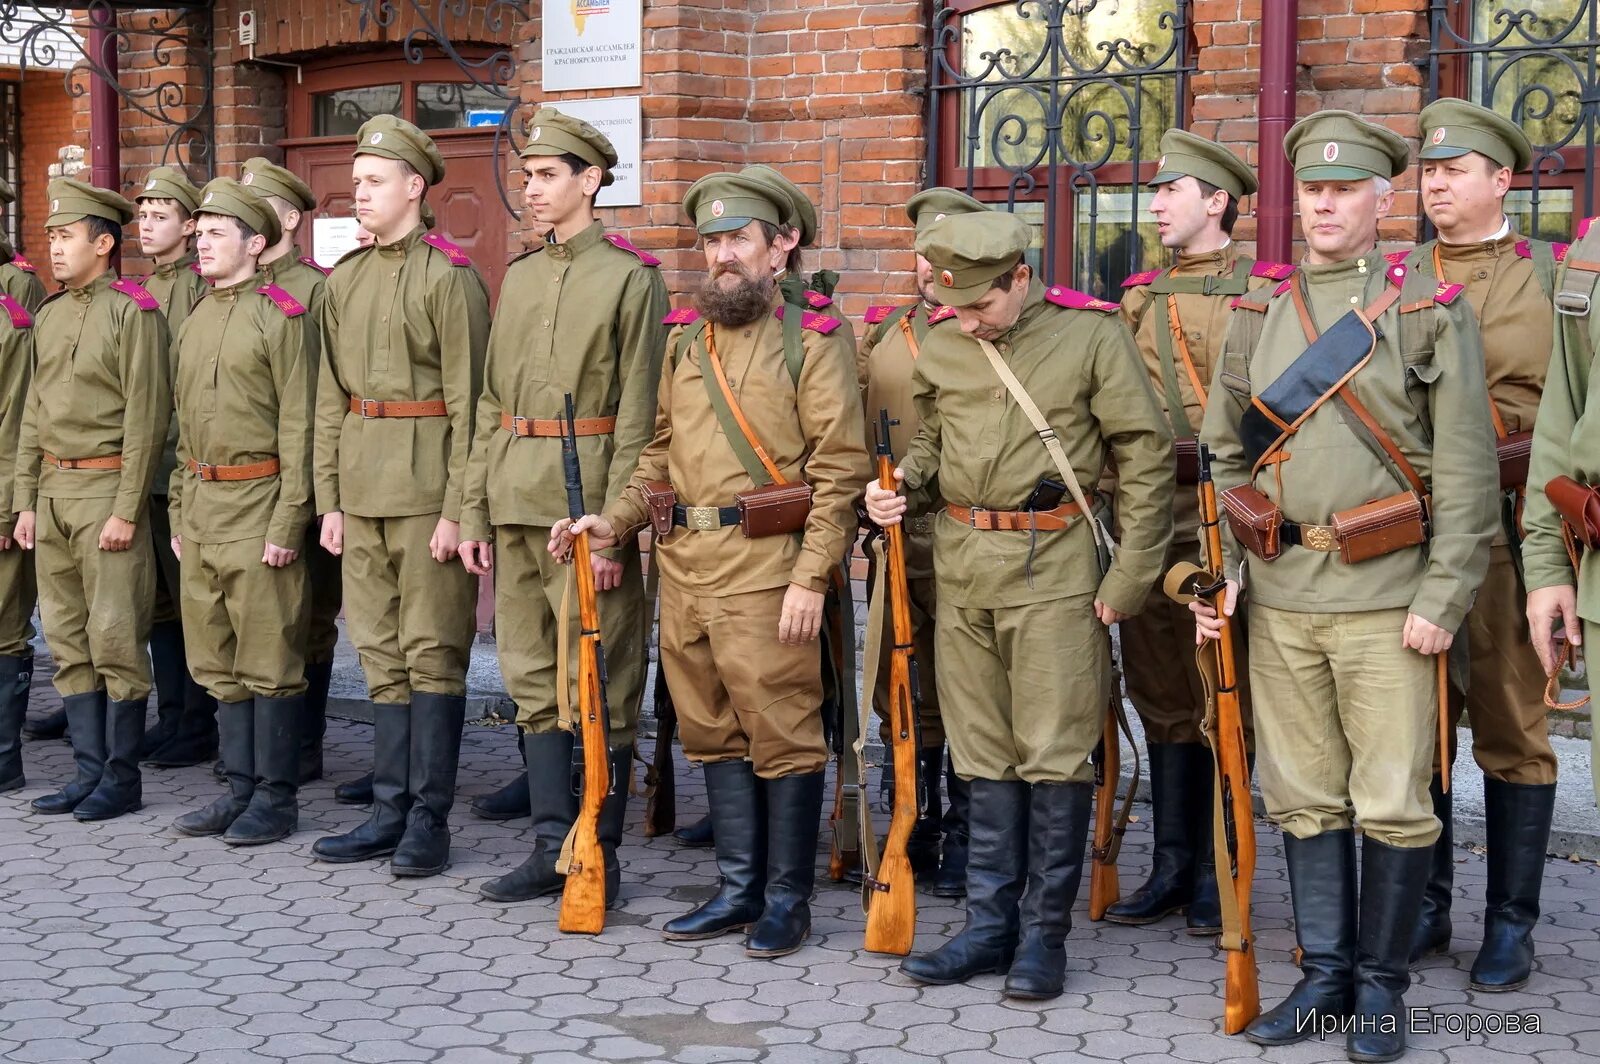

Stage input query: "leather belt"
[
  {"left": 41, "top": 452, "right": 121, "bottom": 471},
  {"left": 946, "top": 500, "right": 1082, "bottom": 532},
  {"left": 1280, "top": 520, "right": 1340, "bottom": 552},
  {"left": 349, "top": 396, "right": 448, "bottom": 418},
  {"left": 673, "top": 503, "right": 740, "bottom": 531},
  {"left": 187, "top": 457, "right": 281, "bottom": 482},
  {"left": 500, "top": 412, "right": 617, "bottom": 438}
]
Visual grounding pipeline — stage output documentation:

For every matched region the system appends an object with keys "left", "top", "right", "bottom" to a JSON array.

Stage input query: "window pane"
[
  {"left": 1072, "top": 185, "right": 1163, "bottom": 299},
  {"left": 1467, "top": 1, "right": 1587, "bottom": 150},
  {"left": 415, "top": 82, "right": 509, "bottom": 130},
  {"left": 1506, "top": 186, "right": 1573, "bottom": 243},
  {"left": 313, "top": 85, "right": 403, "bottom": 138}
]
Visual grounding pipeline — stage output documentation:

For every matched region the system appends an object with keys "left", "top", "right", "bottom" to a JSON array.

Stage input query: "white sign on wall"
[
  {"left": 542, "top": 0, "right": 642, "bottom": 91},
  {"left": 555, "top": 96, "right": 643, "bottom": 208},
  {"left": 311, "top": 217, "right": 362, "bottom": 269}
]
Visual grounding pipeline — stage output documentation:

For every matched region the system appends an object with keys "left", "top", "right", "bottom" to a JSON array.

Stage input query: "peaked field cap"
[
  {"left": 353, "top": 114, "right": 446, "bottom": 184},
  {"left": 1284, "top": 110, "right": 1410, "bottom": 181},
  {"left": 522, "top": 108, "right": 619, "bottom": 187},
  {"left": 915, "top": 210, "right": 1032, "bottom": 307},
  {"left": 1148, "top": 128, "right": 1258, "bottom": 199},
  {"left": 1418, "top": 98, "right": 1532, "bottom": 173},
  {"left": 137, "top": 166, "right": 202, "bottom": 213},
  {"left": 195, "top": 177, "right": 282, "bottom": 247},
  {"left": 684, "top": 170, "right": 786, "bottom": 237},
  {"left": 46, "top": 178, "right": 135, "bottom": 228},
  {"left": 241, "top": 157, "right": 316, "bottom": 212},
  {"left": 905, "top": 187, "right": 989, "bottom": 237}
]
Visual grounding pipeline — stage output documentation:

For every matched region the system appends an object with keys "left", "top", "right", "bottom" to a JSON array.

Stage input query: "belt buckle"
[
  {"left": 194, "top": 462, "right": 217, "bottom": 482},
  {"left": 359, "top": 398, "right": 382, "bottom": 419},
  {"left": 685, "top": 506, "right": 719, "bottom": 531},
  {"left": 510, "top": 415, "right": 531, "bottom": 437},
  {"left": 1304, "top": 525, "right": 1337, "bottom": 552},
  {"left": 1556, "top": 291, "right": 1591, "bottom": 317}
]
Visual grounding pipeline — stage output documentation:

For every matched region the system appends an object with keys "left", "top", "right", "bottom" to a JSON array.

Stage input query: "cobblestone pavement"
[{"left": 1, "top": 713, "right": 1597, "bottom": 1064}]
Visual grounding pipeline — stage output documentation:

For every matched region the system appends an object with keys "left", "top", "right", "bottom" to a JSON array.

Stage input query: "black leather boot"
[
  {"left": 1347, "top": 837, "right": 1431, "bottom": 1063},
  {"left": 673, "top": 812, "right": 714, "bottom": 848},
  {"left": 140, "top": 619, "right": 185, "bottom": 758},
  {"left": 75, "top": 698, "right": 145, "bottom": 820},
  {"left": 1469, "top": 778, "right": 1556, "bottom": 993},
  {"left": 901, "top": 778, "right": 1028, "bottom": 984},
  {"left": 225, "top": 695, "right": 302, "bottom": 846},
  {"left": 907, "top": 746, "right": 944, "bottom": 878},
  {"left": 1004, "top": 781, "right": 1092, "bottom": 999},
  {"left": 312, "top": 703, "right": 410, "bottom": 862},
  {"left": 598, "top": 744, "right": 631, "bottom": 909},
  {"left": 174, "top": 700, "right": 255, "bottom": 836},
  {"left": 23, "top": 705, "right": 67, "bottom": 741},
  {"left": 927, "top": 752, "right": 969, "bottom": 898},
  {"left": 0, "top": 653, "right": 32, "bottom": 792},
  {"left": 1105, "top": 742, "right": 1198, "bottom": 925},
  {"left": 663, "top": 760, "right": 766, "bottom": 940},
  {"left": 471, "top": 733, "right": 533, "bottom": 821},
  {"left": 1408, "top": 773, "right": 1453, "bottom": 965},
  {"left": 142, "top": 627, "right": 218, "bottom": 768},
  {"left": 298, "top": 660, "right": 333, "bottom": 784},
  {"left": 334, "top": 771, "right": 374, "bottom": 805},
  {"left": 31, "top": 692, "right": 106, "bottom": 813},
  {"left": 746, "top": 770, "right": 825, "bottom": 957},
  {"left": 479, "top": 730, "right": 578, "bottom": 901},
  {"left": 1185, "top": 744, "right": 1222, "bottom": 936},
  {"left": 392, "top": 693, "right": 466, "bottom": 876},
  {"left": 1244, "top": 829, "right": 1357, "bottom": 1046}
]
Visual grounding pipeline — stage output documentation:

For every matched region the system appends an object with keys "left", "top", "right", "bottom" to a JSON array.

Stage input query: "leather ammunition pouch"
[
  {"left": 735, "top": 481, "right": 813, "bottom": 538},
  {"left": 1328, "top": 490, "right": 1430, "bottom": 565},
  {"left": 1174, "top": 437, "right": 1200, "bottom": 486},
  {"left": 641, "top": 480, "right": 676, "bottom": 538},
  {"left": 1546, "top": 475, "right": 1600, "bottom": 550},
  {"left": 1496, "top": 430, "right": 1533, "bottom": 491},
  {"left": 1220, "top": 484, "right": 1282, "bottom": 562}
]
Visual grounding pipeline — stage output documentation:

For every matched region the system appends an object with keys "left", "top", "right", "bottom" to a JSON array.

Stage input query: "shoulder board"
[
  {"left": 805, "top": 290, "right": 832, "bottom": 309},
  {"left": 1120, "top": 269, "right": 1162, "bottom": 289},
  {"left": 1273, "top": 278, "right": 1295, "bottom": 298},
  {"left": 1515, "top": 240, "right": 1532, "bottom": 260},
  {"left": 774, "top": 305, "right": 843, "bottom": 334},
  {"left": 188, "top": 261, "right": 204, "bottom": 276},
  {"left": 864, "top": 304, "right": 908, "bottom": 325},
  {"left": 256, "top": 283, "right": 307, "bottom": 318},
  {"left": 1578, "top": 216, "right": 1598, "bottom": 240},
  {"left": 1386, "top": 262, "right": 1409, "bottom": 288},
  {"left": 0, "top": 293, "right": 32, "bottom": 329},
  {"left": 8, "top": 254, "right": 34, "bottom": 273},
  {"left": 1555, "top": 242, "right": 1570, "bottom": 262},
  {"left": 422, "top": 232, "right": 473, "bottom": 267},
  {"left": 1044, "top": 285, "right": 1118, "bottom": 312},
  {"left": 1250, "top": 260, "right": 1295, "bottom": 280},
  {"left": 663, "top": 306, "right": 701, "bottom": 326},
  {"left": 928, "top": 305, "right": 959, "bottom": 325},
  {"left": 602, "top": 233, "right": 661, "bottom": 267},
  {"left": 109, "top": 278, "right": 160, "bottom": 311},
  {"left": 1384, "top": 250, "right": 1410, "bottom": 266},
  {"left": 298, "top": 255, "right": 331, "bottom": 276},
  {"left": 1433, "top": 282, "right": 1465, "bottom": 305}
]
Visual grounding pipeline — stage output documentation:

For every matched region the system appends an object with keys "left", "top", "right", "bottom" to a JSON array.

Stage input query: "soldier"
[
  {"left": 241, "top": 155, "right": 341, "bottom": 790},
  {"left": 134, "top": 166, "right": 218, "bottom": 769},
  {"left": 854, "top": 187, "right": 990, "bottom": 897},
  {"left": 167, "top": 179, "right": 313, "bottom": 845},
  {"left": 1404, "top": 99, "right": 1567, "bottom": 991},
  {"left": 0, "top": 177, "right": 45, "bottom": 784},
  {"left": 457, "top": 109, "right": 666, "bottom": 904},
  {"left": 1194, "top": 111, "right": 1498, "bottom": 1060},
  {"left": 1108, "top": 131, "right": 1287, "bottom": 934},
  {"left": 13, "top": 179, "right": 171, "bottom": 821},
  {"left": 310, "top": 115, "right": 490, "bottom": 877},
  {"left": 554, "top": 166, "right": 869, "bottom": 957},
  {"left": 865, "top": 211, "right": 1174, "bottom": 1000}
]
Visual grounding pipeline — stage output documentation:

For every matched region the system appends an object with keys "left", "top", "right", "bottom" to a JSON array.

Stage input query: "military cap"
[
  {"left": 915, "top": 210, "right": 1032, "bottom": 307},
  {"left": 1284, "top": 110, "right": 1410, "bottom": 181},
  {"left": 1148, "top": 129, "right": 1258, "bottom": 199},
  {"left": 137, "top": 166, "right": 202, "bottom": 213},
  {"left": 740, "top": 165, "right": 817, "bottom": 245},
  {"left": 353, "top": 114, "right": 446, "bottom": 185},
  {"left": 521, "top": 107, "right": 619, "bottom": 188},
  {"left": 45, "top": 178, "right": 135, "bottom": 228},
  {"left": 0, "top": 178, "right": 13, "bottom": 207},
  {"left": 684, "top": 168, "right": 818, "bottom": 245},
  {"left": 905, "top": 188, "right": 988, "bottom": 237},
  {"left": 1418, "top": 98, "right": 1532, "bottom": 173},
  {"left": 194, "top": 177, "right": 282, "bottom": 247},
  {"left": 240, "top": 157, "right": 316, "bottom": 212}
]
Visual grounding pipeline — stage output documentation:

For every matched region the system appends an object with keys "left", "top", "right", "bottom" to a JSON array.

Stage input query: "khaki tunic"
[
  {"left": 0, "top": 255, "right": 42, "bottom": 656},
  {"left": 315, "top": 226, "right": 489, "bottom": 702},
  {"left": 14, "top": 272, "right": 171, "bottom": 700},
  {"left": 603, "top": 291, "right": 870, "bottom": 776},
  {"left": 460, "top": 222, "right": 668, "bottom": 742},
  {"left": 1201, "top": 252, "right": 1499, "bottom": 847},
  {"left": 899, "top": 280, "right": 1175, "bottom": 783}
]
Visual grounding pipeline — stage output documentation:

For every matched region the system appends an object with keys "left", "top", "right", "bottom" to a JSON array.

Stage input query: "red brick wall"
[{"left": 10, "top": 70, "right": 80, "bottom": 259}]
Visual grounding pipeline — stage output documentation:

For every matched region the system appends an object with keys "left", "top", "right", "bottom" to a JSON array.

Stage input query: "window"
[
  {"left": 312, "top": 84, "right": 403, "bottom": 137},
  {"left": 414, "top": 82, "right": 507, "bottom": 130},
  {"left": 1429, "top": 0, "right": 1600, "bottom": 239},
  {"left": 929, "top": 0, "right": 1191, "bottom": 295},
  {"left": 0, "top": 81, "right": 18, "bottom": 253}
]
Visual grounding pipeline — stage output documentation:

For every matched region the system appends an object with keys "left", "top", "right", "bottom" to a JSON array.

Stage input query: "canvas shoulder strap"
[{"left": 700, "top": 322, "right": 790, "bottom": 487}]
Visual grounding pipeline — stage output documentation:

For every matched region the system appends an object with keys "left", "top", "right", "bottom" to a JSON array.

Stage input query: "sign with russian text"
[
  {"left": 542, "top": 0, "right": 642, "bottom": 91},
  {"left": 553, "top": 96, "right": 643, "bottom": 208}
]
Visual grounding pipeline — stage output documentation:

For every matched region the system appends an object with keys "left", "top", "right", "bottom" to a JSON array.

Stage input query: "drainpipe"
[
  {"left": 87, "top": 5, "right": 119, "bottom": 194},
  {"left": 1256, "top": 0, "right": 1297, "bottom": 262}
]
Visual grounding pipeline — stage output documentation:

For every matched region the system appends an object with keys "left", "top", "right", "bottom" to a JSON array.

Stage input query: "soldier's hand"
[
  {"left": 550, "top": 515, "right": 619, "bottom": 558},
  {"left": 864, "top": 468, "right": 908, "bottom": 527},
  {"left": 460, "top": 541, "right": 494, "bottom": 576},
  {"left": 170, "top": 535, "right": 182, "bottom": 561},
  {"left": 1527, "top": 584, "right": 1580, "bottom": 674},
  {"left": 14, "top": 511, "right": 34, "bottom": 550},
  {"left": 1190, "top": 579, "right": 1238, "bottom": 643},
  {"left": 320, "top": 511, "right": 345, "bottom": 557},
  {"left": 430, "top": 518, "right": 462, "bottom": 563},
  {"left": 98, "top": 516, "right": 136, "bottom": 552},
  {"left": 779, "top": 583, "right": 824, "bottom": 645},
  {"left": 1093, "top": 600, "right": 1129, "bottom": 626},
  {"left": 0, "top": 529, "right": 10, "bottom": 551},
  {"left": 262, "top": 542, "right": 298, "bottom": 568},
  {"left": 592, "top": 554, "right": 623, "bottom": 591},
  {"left": 1402, "top": 613, "right": 1453, "bottom": 656}
]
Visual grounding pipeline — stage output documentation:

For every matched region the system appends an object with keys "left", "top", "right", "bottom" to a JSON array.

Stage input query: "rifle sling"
[{"left": 855, "top": 535, "right": 890, "bottom": 910}]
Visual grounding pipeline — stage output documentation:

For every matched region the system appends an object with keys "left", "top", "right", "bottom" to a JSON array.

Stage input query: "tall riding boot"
[
  {"left": 140, "top": 619, "right": 185, "bottom": 757},
  {"left": 1184, "top": 744, "right": 1222, "bottom": 935},
  {"left": 312, "top": 703, "right": 411, "bottom": 862},
  {"left": 927, "top": 751, "right": 970, "bottom": 898},
  {"left": 479, "top": 731, "right": 578, "bottom": 901},
  {"left": 174, "top": 700, "right": 255, "bottom": 836},
  {"left": 1469, "top": 778, "right": 1556, "bottom": 992},
  {"left": 143, "top": 637, "right": 218, "bottom": 768},
  {"left": 673, "top": 812, "right": 714, "bottom": 848},
  {"left": 392, "top": 692, "right": 466, "bottom": 876},
  {"left": 1408, "top": 773, "right": 1453, "bottom": 964},
  {"left": 298, "top": 660, "right": 334, "bottom": 784},
  {"left": 901, "top": 778, "right": 1029, "bottom": 984},
  {"left": 335, "top": 771, "right": 374, "bottom": 805},
  {"left": 1347, "top": 837, "right": 1432, "bottom": 1063},
  {"left": 1244, "top": 829, "right": 1358, "bottom": 1046},
  {"left": 1105, "top": 742, "right": 1198, "bottom": 924},
  {"left": 225, "top": 695, "right": 302, "bottom": 845},
  {"left": 22, "top": 704, "right": 66, "bottom": 741},
  {"left": 1004, "top": 781, "right": 1093, "bottom": 999},
  {"left": 0, "top": 653, "right": 33, "bottom": 792},
  {"left": 471, "top": 732, "right": 533, "bottom": 821},
  {"left": 599, "top": 745, "right": 632, "bottom": 909},
  {"left": 747, "top": 771, "right": 825, "bottom": 957},
  {"left": 907, "top": 746, "right": 944, "bottom": 878},
  {"left": 31, "top": 692, "right": 107, "bottom": 814},
  {"left": 75, "top": 698, "right": 145, "bottom": 820},
  {"left": 663, "top": 759, "right": 767, "bottom": 940}
]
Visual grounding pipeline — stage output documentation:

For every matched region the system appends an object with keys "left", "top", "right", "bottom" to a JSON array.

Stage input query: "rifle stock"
[{"left": 1088, "top": 699, "right": 1121, "bottom": 920}]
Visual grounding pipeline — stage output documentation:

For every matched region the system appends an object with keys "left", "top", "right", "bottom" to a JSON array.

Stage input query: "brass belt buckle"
[
  {"left": 1304, "top": 525, "right": 1337, "bottom": 552},
  {"left": 685, "top": 506, "right": 719, "bottom": 531},
  {"left": 359, "top": 398, "right": 383, "bottom": 419}
]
